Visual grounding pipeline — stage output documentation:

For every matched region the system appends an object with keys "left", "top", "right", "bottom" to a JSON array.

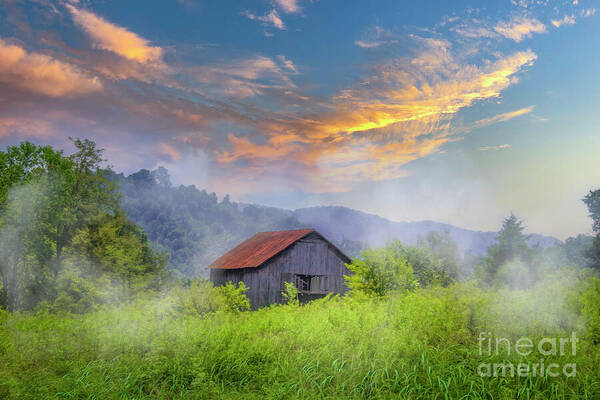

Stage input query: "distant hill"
[
  {"left": 112, "top": 168, "right": 560, "bottom": 276},
  {"left": 290, "top": 206, "right": 561, "bottom": 257},
  {"left": 110, "top": 168, "right": 304, "bottom": 277}
]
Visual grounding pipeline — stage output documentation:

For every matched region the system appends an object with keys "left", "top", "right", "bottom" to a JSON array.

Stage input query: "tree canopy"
[{"left": 0, "top": 140, "right": 165, "bottom": 312}]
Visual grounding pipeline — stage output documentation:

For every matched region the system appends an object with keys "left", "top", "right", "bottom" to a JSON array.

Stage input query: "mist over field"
[{"left": 2, "top": 0, "right": 600, "bottom": 398}]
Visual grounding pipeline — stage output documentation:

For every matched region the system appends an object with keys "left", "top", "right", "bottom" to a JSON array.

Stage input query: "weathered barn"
[{"left": 209, "top": 229, "right": 352, "bottom": 308}]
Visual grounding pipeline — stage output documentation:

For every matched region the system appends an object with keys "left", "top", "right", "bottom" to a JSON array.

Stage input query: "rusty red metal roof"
[{"left": 209, "top": 229, "right": 314, "bottom": 270}]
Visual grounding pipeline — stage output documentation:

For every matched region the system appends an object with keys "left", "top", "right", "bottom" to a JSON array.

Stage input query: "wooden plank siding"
[{"left": 210, "top": 232, "right": 351, "bottom": 309}]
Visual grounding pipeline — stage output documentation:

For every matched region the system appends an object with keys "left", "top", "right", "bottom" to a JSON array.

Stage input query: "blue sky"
[{"left": 0, "top": 0, "right": 599, "bottom": 238}]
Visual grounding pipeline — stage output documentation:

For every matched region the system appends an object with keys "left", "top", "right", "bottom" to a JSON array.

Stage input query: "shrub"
[
  {"left": 281, "top": 281, "right": 299, "bottom": 305},
  {"left": 171, "top": 278, "right": 223, "bottom": 316},
  {"left": 577, "top": 274, "right": 600, "bottom": 343},
  {"left": 217, "top": 281, "right": 250, "bottom": 312},
  {"left": 345, "top": 241, "right": 417, "bottom": 296}
]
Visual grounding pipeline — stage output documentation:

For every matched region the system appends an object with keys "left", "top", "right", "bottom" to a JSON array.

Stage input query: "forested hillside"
[{"left": 110, "top": 168, "right": 304, "bottom": 276}]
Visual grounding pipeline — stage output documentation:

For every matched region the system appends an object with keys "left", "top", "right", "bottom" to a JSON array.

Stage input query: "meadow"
[{"left": 1, "top": 271, "right": 599, "bottom": 399}]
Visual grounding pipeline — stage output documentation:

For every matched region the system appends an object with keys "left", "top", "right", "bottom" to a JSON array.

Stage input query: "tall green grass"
[{"left": 1, "top": 274, "right": 599, "bottom": 399}]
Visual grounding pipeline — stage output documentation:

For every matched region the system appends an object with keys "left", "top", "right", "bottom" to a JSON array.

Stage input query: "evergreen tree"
[{"left": 477, "top": 213, "right": 531, "bottom": 285}]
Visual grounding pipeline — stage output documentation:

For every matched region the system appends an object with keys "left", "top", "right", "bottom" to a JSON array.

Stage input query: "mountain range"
[{"left": 114, "top": 168, "right": 561, "bottom": 276}]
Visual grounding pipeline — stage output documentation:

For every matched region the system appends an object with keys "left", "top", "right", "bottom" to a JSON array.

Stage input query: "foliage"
[
  {"left": 345, "top": 241, "right": 417, "bottom": 296},
  {"left": 475, "top": 213, "right": 534, "bottom": 285},
  {"left": 50, "top": 267, "right": 110, "bottom": 314},
  {"left": 418, "top": 231, "right": 461, "bottom": 279},
  {"left": 0, "top": 140, "right": 165, "bottom": 312},
  {"left": 171, "top": 278, "right": 226, "bottom": 316},
  {"left": 583, "top": 189, "right": 600, "bottom": 270},
  {"left": 583, "top": 189, "right": 600, "bottom": 233},
  {"left": 489, "top": 213, "right": 530, "bottom": 268},
  {"left": 281, "top": 281, "right": 299, "bottom": 305},
  {"left": 217, "top": 281, "right": 250, "bottom": 313},
  {"left": 402, "top": 245, "right": 454, "bottom": 287},
  {"left": 171, "top": 279, "right": 250, "bottom": 315},
  {"left": 345, "top": 238, "right": 459, "bottom": 297},
  {"left": 577, "top": 276, "right": 600, "bottom": 344}
]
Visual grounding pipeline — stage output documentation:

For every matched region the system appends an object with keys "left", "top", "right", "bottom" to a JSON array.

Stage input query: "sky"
[{"left": 0, "top": 0, "right": 599, "bottom": 239}]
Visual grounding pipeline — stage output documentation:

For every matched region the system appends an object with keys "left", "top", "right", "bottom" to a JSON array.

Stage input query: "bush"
[
  {"left": 171, "top": 279, "right": 250, "bottom": 316},
  {"left": 345, "top": 241, "right": 417, "bottom": 296},
  {"left": 171, "top": 278, "right": 223, "bottom": 316},
  {"left": 577, "top": 274, "right": 600, "bottom": 344},
  {"left": 281, "top": 281, "right": 299, "bottom": 305},
  {"left": 217, "top": 281, "right": 250, "bottom": 312}
]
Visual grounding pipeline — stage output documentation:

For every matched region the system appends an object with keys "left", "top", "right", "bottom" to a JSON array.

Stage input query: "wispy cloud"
[
  {"left": 67, "top": 5, "right": 163, "bottom": 64},
  {"left": 494, "top": 15, "right": 546, "bottom": 42},
  {"left": 552, "top": 15, "right": 576, "bottom": 28},
  {"left": 277, "top": 55, "right": 298, "bottom": 73},
  {"left": 244, "top": 9, "right": 286, "bottom": 30},
  {"left": 354, "top": 26, "right": 398, "bottom": 49},
  {"left": 0, "top": 38, "right": 102, "bottom": 97},
  {"left": 479, "top": 144, "right": 511, "bottom": 151},
  {"left": 581, "top": 8, "right": 596, "bottom": 17},
  {"left": 355, "top": 40, "right": 385, "bottom": 48},
  {"left": 471, "top": 106, "right": 535, "bottom": 130},
  {"left": 189, "top": 55, "right": 297, "bottom": 98}
]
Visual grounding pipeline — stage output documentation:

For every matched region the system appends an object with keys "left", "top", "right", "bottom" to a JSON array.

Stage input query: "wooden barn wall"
[{"left": 211, "top": 232, "right": 350, "bottom": 309}]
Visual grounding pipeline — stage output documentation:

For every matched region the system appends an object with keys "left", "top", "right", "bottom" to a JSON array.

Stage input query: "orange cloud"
[
  {"left": 159, "top": 143, "right": 183, "bottom": 160},
  {"left": 0, "top": 117, "right": 52, "bottom": 138},
  {"left": 308, "top": 50, "right": 536, "bottom": 140},
  {"left": 218, "top": 134, "right": 303, "bottom": 163},
  {"left": 67, "top": 5, "right": 163, "bottom": 64},
  {"left": 214, "top": 44, "right": 537, "bottom": 193},
  {"left": 0, "top": 39, "right": 102, "bottom": 97}
]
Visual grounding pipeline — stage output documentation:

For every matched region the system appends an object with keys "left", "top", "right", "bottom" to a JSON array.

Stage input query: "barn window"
[
  {"left": 296, "top": 275, "right": 311, "bottom": 291},
  {"left": 294, "top": 274, "right": 327, "bottom": 293}
]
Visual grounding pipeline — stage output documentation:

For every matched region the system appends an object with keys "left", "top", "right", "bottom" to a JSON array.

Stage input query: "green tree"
[
  {"left": 583, "top": 189, "right": 600, "bottom": 270},
  {"left": 69, "top": 212, "right": 166, "bottom": 292},
  {"left": 477, "top": 213, "right": 532, "bottom": 286},
  {"left": 583, "top": 189, "right": 600, "bottom": 233},
  {"left": 564, "top": 234, "right": 595, "bottom": 269},
  {"left": 403, "top": 245, "right": 454, "bottom": 288},
  {"left": 417, "top": 231, "right": 461, "bottom": 280},
  {"left": 0, "top": 142, "right": 69, "bottom": 310},
  {"left": 0, "top": 140, "right": 164, "bottom": 311},
  {"left": 489, "top": 214, "right": 529, "bottom": 270}
]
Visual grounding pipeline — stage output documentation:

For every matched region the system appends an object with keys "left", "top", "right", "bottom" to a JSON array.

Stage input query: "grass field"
[{"left": 1, "top": 273, "right": 599, "bottom": 399}]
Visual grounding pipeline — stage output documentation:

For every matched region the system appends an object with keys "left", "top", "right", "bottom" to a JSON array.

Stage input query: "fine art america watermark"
[{"left": 477, "top": 332, "right": 578, "bottom": 378}]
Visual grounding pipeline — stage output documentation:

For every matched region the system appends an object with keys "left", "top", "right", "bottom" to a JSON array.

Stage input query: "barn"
[{"left": 209, "top": 229, "right": 352, "bottom": 308}]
